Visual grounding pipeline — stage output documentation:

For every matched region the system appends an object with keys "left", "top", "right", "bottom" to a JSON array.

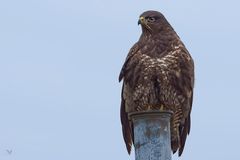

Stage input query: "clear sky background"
[{"left": 0, "top": 0, "right": 240, "bottom": 160}]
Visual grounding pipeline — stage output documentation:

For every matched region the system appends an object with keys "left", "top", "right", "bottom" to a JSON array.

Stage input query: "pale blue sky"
[{"left": 0, "top": 0, "right": 240, "bottom": 160}]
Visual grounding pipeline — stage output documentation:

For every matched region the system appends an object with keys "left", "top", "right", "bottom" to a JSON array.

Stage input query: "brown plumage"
[{"left": 119, "top": 11, "right": 194, "bottom": 156}]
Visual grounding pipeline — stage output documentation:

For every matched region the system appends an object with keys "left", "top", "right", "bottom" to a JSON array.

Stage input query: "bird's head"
[{"left": 138, "top": 10, "right": 170, "bottom": 35}]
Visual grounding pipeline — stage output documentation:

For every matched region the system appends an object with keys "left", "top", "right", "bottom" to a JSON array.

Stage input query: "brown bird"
[{"left": 119, "top": 10, "right": 194, "bottom": 156}]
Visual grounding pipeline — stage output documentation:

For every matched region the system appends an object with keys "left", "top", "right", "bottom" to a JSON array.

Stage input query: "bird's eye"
[{"left": 147, "top": 17, "right": 156, "bottom": 23}]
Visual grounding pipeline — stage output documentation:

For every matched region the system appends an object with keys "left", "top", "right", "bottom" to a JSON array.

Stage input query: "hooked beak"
[{"left": 138, "top": 16, "right": 144, "bottom": 25}]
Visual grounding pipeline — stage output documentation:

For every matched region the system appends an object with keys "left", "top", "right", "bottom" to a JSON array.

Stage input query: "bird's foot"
[{"left": 160, "top": 104, "right": 164, "bottom": 111}]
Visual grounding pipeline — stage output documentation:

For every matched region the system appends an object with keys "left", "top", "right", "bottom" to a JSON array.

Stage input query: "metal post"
[{"left": 129, "top": 111, "right": 172, "bottom": 160}]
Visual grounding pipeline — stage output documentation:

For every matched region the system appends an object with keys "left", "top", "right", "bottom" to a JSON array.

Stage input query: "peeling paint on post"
[{"left": 129, "top": 111, "right": 172, "bottom": 160}]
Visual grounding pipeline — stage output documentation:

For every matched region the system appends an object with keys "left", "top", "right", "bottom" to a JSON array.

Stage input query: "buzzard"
[{"left": 119, "top": 10, "right": 194, "bottom": 156}]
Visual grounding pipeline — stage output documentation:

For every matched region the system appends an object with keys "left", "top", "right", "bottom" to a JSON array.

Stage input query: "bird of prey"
[{"left": 119, "top": 10, "right": 194, "bottom": 156}]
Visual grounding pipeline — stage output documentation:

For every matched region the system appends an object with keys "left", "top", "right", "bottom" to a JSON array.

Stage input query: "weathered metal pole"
[{"left": 129, "top": 111, "right": 172, "bottom": 160}]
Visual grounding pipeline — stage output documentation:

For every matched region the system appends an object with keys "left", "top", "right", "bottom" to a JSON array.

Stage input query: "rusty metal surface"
[{"left": 129, "top": 111, "right": 172, "bottom": 160}]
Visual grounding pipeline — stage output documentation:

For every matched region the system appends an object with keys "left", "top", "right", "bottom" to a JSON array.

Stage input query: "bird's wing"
[
  {"left": 178, "top": 50, "right": 194, "bottom": 156},
  {"left": 119, "top": 43, "right": 141, "bottom": 154},
  {"left": 120, "top": 84, "right": 133, "bottom": 154}
]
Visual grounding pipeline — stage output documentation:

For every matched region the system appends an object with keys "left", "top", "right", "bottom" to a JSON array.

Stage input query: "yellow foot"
[
  {"left": 147, "top": 105, "right": 151, "bottom": 110},
  {"left": 160, "top": 104, "right": 164, "bottom": 111}
]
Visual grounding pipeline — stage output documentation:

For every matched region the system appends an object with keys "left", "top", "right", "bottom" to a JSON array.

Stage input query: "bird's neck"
[
  {"left": 141, "top": 26, "right": 178, "bottom": 41},
  {"left": 139, "top": 29, "right": 181, "bottom": 57},
  {"left": 140, "top": 29, "right": 179, "bottom": 46}
]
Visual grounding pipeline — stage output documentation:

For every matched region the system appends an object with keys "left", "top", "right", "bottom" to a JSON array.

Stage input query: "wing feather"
[
  {"left": 120, "top": 84, "right": 133, "bottom": 154},
  {"left": 119, "top": 44, "right": 140, "bottom": 154}
]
